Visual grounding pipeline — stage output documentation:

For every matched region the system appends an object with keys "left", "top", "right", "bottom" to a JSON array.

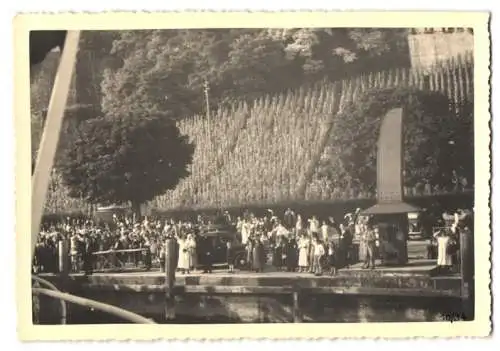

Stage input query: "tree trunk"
[{"left": 131, "top": 201, "right": 142, "bottom": 219}]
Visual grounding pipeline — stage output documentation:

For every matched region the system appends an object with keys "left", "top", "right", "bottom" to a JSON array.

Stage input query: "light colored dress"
[
  {"left": 436, "top": 236, "right": 452, "bottom": 266},
  {"left": 312, "top": 241, "right": 325, "bottom": 274},
  {"left": 70, "top": 235, "right": 78, "bottom": 256},
  {"left": 241, "top": 222, "right": 251, "bottom": 245},
  {"left": 177, "top": 239, "right": 191, "bottom": 270},
  {"left": 295, "top": 216, "right": 303, "bottom": 236},
  {"left": 298, "top": 237, "right": 310, "bottom": 267},
  {"left": 186, "top": 237, "right": 197, "bottom": 268}
]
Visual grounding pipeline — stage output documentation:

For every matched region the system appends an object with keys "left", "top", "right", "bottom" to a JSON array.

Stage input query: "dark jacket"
[
  {"left": 286, "top": 239, "right": 298, "bottom": 269},
  {"left": 252, "top": 241, "right": 265, "bottom": 270},
  {"left": 198, "top": 236, "right": 214, "bottom": 266}
]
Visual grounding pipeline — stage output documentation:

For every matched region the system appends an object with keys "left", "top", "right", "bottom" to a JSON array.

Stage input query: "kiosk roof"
[{"left": 361, "top": 202, "right": 421, "bottom": 215}]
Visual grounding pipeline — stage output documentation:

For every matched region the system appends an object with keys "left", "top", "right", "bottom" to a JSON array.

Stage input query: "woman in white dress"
[
  {"left": 241, "top": 220, "right": 251, "bottom": 245},
  {"left": 434, "top": 229, "right": 453, "bottom": 273},
  {"left": 186, "top": 233, "right": 197, "bottom": 271},
  {"left": 177, "top": 235, "right": 191, "bottom": 274},
  {"left": 298, "top": 234, "right": 310, "bottom": 272}
]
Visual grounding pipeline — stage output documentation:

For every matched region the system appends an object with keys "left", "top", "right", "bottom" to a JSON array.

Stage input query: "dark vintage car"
[{"left": 196, "top": 224, "right": 247, "bottom": 269}]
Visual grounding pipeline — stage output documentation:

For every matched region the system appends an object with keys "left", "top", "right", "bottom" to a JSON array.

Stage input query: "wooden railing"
[
  {"left": 32, "top": 275, "right": 67, "bottom": 324},
  {"left": 91, "top": 248, "right": 153, "bottom": 272}
]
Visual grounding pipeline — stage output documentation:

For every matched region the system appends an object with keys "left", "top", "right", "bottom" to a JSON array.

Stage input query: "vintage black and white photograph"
[{"left": 16, "top": 12, "right": 491, "bottom": 339}]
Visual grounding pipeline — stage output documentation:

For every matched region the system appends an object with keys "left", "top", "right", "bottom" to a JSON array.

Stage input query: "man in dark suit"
[
  {"left": 283, "top": 208, "right": 296, "bottom": 230},
  {"left": 362, "top": 224, "right": 377, "bottom": 270},
  {"left": 198, "top": 235, "right": 214, "bottom": 273}
]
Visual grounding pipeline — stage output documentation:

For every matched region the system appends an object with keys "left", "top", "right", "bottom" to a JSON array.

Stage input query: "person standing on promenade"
[
  {"left": 311, "top": 234, "right": 325, "bottom": 276},
  {"left": 252, "top": 237, "right": 265, "bottom": 273},
  {"left": 159, "top": 241, "right": 166, "bottom": 272},
  {"left": 284, "top": 208, "right": 296, "bottom": 230},
  {"left": 295, "top": 214, "right": 304, "bottom": 237},
  {"left": 272, "top": 236, "right": 285, "bottom": 271},
  {"left": 327, "top": 239, "right": 338, "bottom": 276},
  {"left": 309, "top": 216, "right": 320, "bottom": 235},
  {"left": 177, "top": 234, "right": 190, "bottom": 274},
  {"left": 297, "top": 233, "right": 310, "bottom": 273},
  {"left": 362, "top": 224, "right": 376, "bottom": 270},
  {"left": 321, "top": 220, "right": 332, "bottom": 243},
  {"left": 339, "top": 224, "right": 353, "bottom": 269},
  {"left": 186, "top": 233, "right": 197, "bottom": 272},
  {"left": 149, "top": 235, "right": 158, "bottom": 266},
  {"left": 275, "top": 220, "right": 290, "bottom": 240},
  {"left": 286, "top": 235, "right": 298, "bottom": 272},
  {"left": 433, "top": 227, "right": 453, "bottom": 274},
  {"left": 236, "top": 217, "right": 244, "bottom": 242},
  {"left": 241, "top": 219, "right": 251, "bottom": 246},
  {"left": 198, "top": 235, "right": 214, "bottom": 273},
  {"left": 70, "top": 231, "right": 81, "bottom": 272},
  {"left": 246, "top": 236, "right": 254, "bottom": 270},
  {"left": 82, "top": 235, "right": 94, "bottom": 276},
  {"left": 308, "top": 216, "right": 320, "bottom": 272},
  {"left": 325, "top": 239, "right": 337, "bottom": 276},
  {"left": 226, "top": 240, "right": 235, "bottom": 273},
  {"left": 308, "top": 233, "right": 315, "bottom": 273}
]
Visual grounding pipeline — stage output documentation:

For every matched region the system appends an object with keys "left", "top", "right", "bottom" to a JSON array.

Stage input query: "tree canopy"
[
  {"left": 59, "top": 114, "right": 194, "bottom": 214},
  {"left": 100, "top": 28, "right": 410, "bottom": 119},
  {"left": 317, "top": 87, "right": 474, "bottom": 196}
]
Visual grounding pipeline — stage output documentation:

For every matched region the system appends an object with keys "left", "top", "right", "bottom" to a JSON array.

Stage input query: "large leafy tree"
[
  {"left": 56, "top": 30, "right": 196, "bottom": 215},
  {"left": 59, "top": 114, "right": 194, "bottom": 215},
  {"left": 32, "top": 29, "right": 410, "bottom": 126},
  {"left": 317, "top": 87, "right": 474, "bottom": 196},
  {"left": 101, "top": 30, "right": 202, "bottom": 120},
  {"left": 280, "top": 28, "right": 409, "bottom": 80}
]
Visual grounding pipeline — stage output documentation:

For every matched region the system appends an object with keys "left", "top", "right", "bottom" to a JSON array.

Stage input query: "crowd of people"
[
  {"left": 431, "top": 209, "right": 474, "bottom": 274},
  {"left": 235, "top": 209, "right": 357, "bottom": 275},
  {"left": 32, "top": 206, "right": 473, "bottom": 276},
  {"left": 33, "top": 215, "right": 200, "bottom": 275}
]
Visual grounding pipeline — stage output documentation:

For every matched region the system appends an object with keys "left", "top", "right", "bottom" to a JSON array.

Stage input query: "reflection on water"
[
  {"left": 41, "top": 295, "right": 469, "bottom": 324},
  {"left": 300, "top": 295, "right": 468, "bottom": 323}
]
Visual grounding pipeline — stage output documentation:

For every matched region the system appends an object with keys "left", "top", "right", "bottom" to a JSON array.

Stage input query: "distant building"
[{"left": 407, "top": 28, "right": 473, "bottom": 71}]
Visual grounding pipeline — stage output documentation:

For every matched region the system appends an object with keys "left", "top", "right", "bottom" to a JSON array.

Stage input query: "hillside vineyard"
[{"left": 44, "top": 54, "right": 473, "bottom": 214}]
